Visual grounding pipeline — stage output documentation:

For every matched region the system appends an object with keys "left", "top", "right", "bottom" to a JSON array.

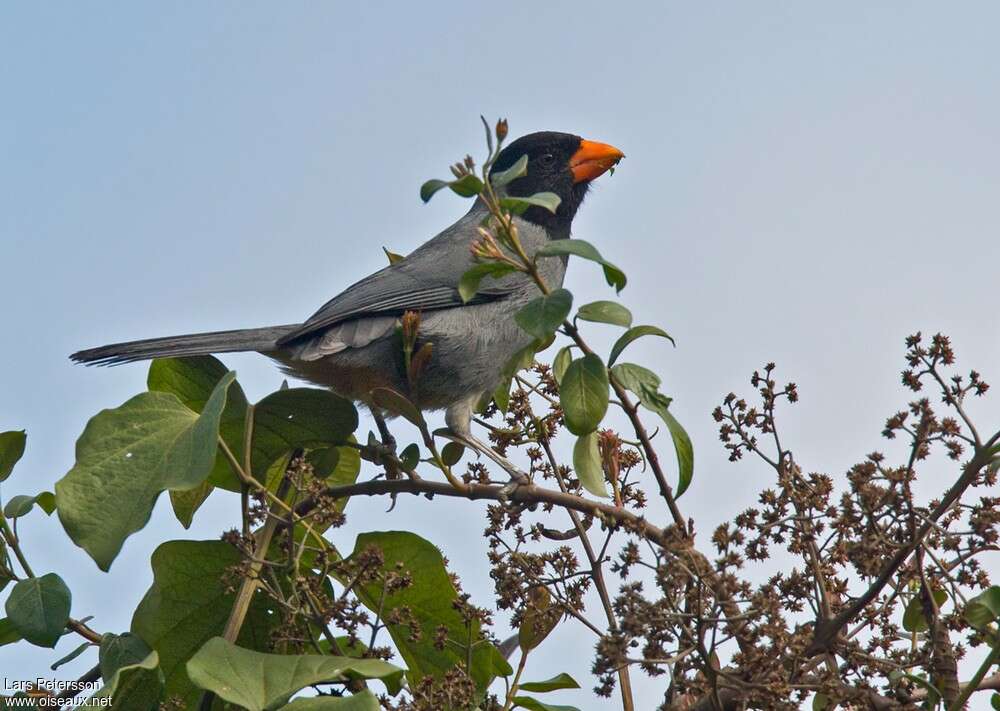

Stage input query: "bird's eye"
[{"left": 538, "top": 153, "right": 556, "bottom": 167}]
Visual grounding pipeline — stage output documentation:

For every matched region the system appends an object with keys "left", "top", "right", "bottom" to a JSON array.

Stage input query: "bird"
[{"left": 72, "top": 131, "right": 623, "bottom": 473}]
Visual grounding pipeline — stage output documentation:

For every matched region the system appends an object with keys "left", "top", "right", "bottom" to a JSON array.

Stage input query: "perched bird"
[{"left": 72, "top": 132, "right": 623, "bottom": 466}]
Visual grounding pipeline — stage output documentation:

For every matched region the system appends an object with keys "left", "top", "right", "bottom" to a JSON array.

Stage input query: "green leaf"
[
  {"left": 512, "top": 696, "right": 581, "bottom": 711},
  {"left": 609, "top": 364, "right": 694, "bottom": 496},
  {"left": 0, "top": 617, "right": 23, "bottom": 647},
  {"left": 518, "top": 673, "right": 581, "bottom": 693},
  {"left": 441, "top": 441, "right": 465, "bottom": 466},
  {"left": 50, "top": 641, "right": 93, "bottom": 670},
  {"left": 609, "top": 362, "right": 661, "bottom": 394},
  {"left": 382, "top": 247, "right": 405, "bottom": 264},
  {"left": 419, "top": 175, "right": 484, "bottom": 202},
  {"left": 888, "top": 669, "right": 940, "bottom": 706},
  {"left": 251, "top": 388, "right": 359, "bottom": 479},
  {"left": 100, "top": 632, "right": 153, "bottom": 683},
  {"left": 280, "top": 690, "right": 382, "bottom": 710},
  {"left": 639, "top": 387, "right": 694, "bottom": 498},
  {"left": 86, "top": 650, "right": 163, "bottom": 710},
  {"left": 458, "top": 262, "right": 517, "bottom": 303},
  {"left": 902, "top": 588, "right": 948, "bottom": 632},
  {"left": 309, "top": 443, "right": 361, "bottom": 498},
  {"left": 5, "top": 573, "right": 71, "bottom": 647},
  {"left": 0, "top": 430, "right": 27, "bottom": 482},
  {"left": 420, "top": 178, "right": 449, "bottom": 202},
  {"left": 494, "top": 376, "right": 512, "bottom": 413},
  {"left": 504, "top": 341, "right": 542, "bottom": 377},
  {"left": 559, "top": 354, "right": 609, "bottom": 435},
  {"left": 491, "top": 154, "right": 528, "bottom": 188},
  {"left": 992, "top": 692, "right": 1000, "bottom": 710},
  {"left": 35, "top": 491, "right": 56, "bottom": 514},
  {"left": 55, "top": 372, "right": 236, "bottom": 571},
  {"left": 812, "top": 693, "right": 830, "bottom": 710},
  {"left": 131, "top": 540, "right": 278, "bottom": 708},
  {"left": 449, "top": 174, "right": 484, "bottom": 197},
  {"left": 400, "top": 443, "right": 420, "bottom": 471},
  {"left": 318, "top": 636, "right": 369, "bottom": 659},
  {"left": 515, "top": 289, "right": 573, "bottom": 341},
  {"left": 186, "top": 637, "right": 404, "bottom": 711},
  {"left": 552, "top": 347, "right": 572, "bottom": 386},
  {"left": 608, "top": 325, "right": 674, "bottom": 366},
  {"left": 3, "top": 492, "right": 55, "bottom": 519},
  {"left": 572, "top": 434, "right": 607, "bottom": 498},
  {"left": 168, "top": 482, "right": 214, "bottom": 530},
  {"left": 501, "top": 192, "right": 561, "bottom": 215},
  {"left": 536, "top": 239, "right": 626, "bottom": 293},
  {"left": 148, "top": 355, "right": 250, "bottom": 494},
  {"left": 519, "top": 587, "right": 559, "bottom": 653},
  {"left": 346, "top": 531, "right": 511, "bottom": 694},
  {"left": 370, "top": 387, "right": 424, "bottom": 428},
  {"left": 966, "top": 586, "right": 1000, "bottom": 630},
  {"left": 575, "top": 301, "right": 632, "bottom": 328}
]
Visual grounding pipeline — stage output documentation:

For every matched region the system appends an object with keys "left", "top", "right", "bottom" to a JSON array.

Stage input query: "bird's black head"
[{"left": 489, "top": 131, "right": 623, "bottom": 234}]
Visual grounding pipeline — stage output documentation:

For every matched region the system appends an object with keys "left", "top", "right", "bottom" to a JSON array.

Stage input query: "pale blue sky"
[{"left": 3, "top": 3, "right": 1000, "bottom": 708}]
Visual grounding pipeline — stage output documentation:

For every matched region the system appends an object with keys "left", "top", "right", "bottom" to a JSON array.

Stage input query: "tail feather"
[{"left": 71, "top": 325, "right": 298, "bottom": 366}]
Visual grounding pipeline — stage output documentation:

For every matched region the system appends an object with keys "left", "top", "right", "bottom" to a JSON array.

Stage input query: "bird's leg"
[
  {"left": 370, "top": 409, "right": 402, "bottom": 481},
  {"left": 371, "top": 410, "right": 397, "bottom": 453},
  {"left": 444, "top": 398, "right": 529, "bottom": 490}
]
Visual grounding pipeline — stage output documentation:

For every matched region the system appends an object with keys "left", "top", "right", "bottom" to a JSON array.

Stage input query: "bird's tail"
[{"left": 71, "top": 325, "right": 299, "bottom": 366}]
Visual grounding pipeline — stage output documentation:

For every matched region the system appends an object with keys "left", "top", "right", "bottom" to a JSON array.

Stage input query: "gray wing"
[{"left": 277, "top": 202, "right": 528, "bottom": 348}]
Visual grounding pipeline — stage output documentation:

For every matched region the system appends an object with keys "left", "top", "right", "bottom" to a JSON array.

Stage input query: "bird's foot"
[{"left": 437, "top": 428, "right": 530, "bottom": 485}]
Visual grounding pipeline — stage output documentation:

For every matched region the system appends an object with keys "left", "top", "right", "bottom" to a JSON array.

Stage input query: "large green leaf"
[
  {"left": 515, "top": 289, "right": 573, "bottom": 341},
  {"left": 251, "top": 388, "right": 358, "bottom": 479},
  {"left": 902, "top": 589, "right": 948, "bottom": 632},
  {"left": 572, "top": 433, "right": 608, "bottom": 498},
  {"left": 148, "top": 355, "right": 249, "bottom": 494},
  {"left": 346, "top": 531, "right": 511, "bottom": 695},
  {"left": 4, "top": 573, "right": 71, "bottom": 647},
  {"left": 966, "top": 586, "right": 1000, "bottom": 630},
  {"left": 608, "top": 325, "right": 674, "bottom": 366},
  {"left": 308, "top": 443, "right": 362, "bottom": 512},
  {"left": 575, "top": 301, "right": 632, "bottom": 328},
  {"left": 280, "top": 690, "right": 381, "bottom": 710},
  {"left": 85, "top": 651, "right": 163, "bottom": 710},
  {"left": 55, "top": 373, "right": 235, "bottom": 571},
  {"left": 559, "top": 354, "right": 609, "bottom": 435},
  {"left": 100, "top": 632, "right": 153, "bottom": 683},
  {"left": 186, "top": 637, "right": 404, "bottom": 711},
  {"left": 536, "top": 239, "right": 626, "bottom": 292},
  {"left": 0, "top": 617, "right": 23, "bottom": 647},
  {"left": 0, "top": 430, "right": 26, "bottom": 482},
  {"left": 131, "top": 540, "right": 278, "bottom": 708}
]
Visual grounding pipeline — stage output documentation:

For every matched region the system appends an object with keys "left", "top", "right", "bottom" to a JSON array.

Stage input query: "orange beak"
[{"left": 570, "top": 139, "right": 625, "bottom": 183}]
